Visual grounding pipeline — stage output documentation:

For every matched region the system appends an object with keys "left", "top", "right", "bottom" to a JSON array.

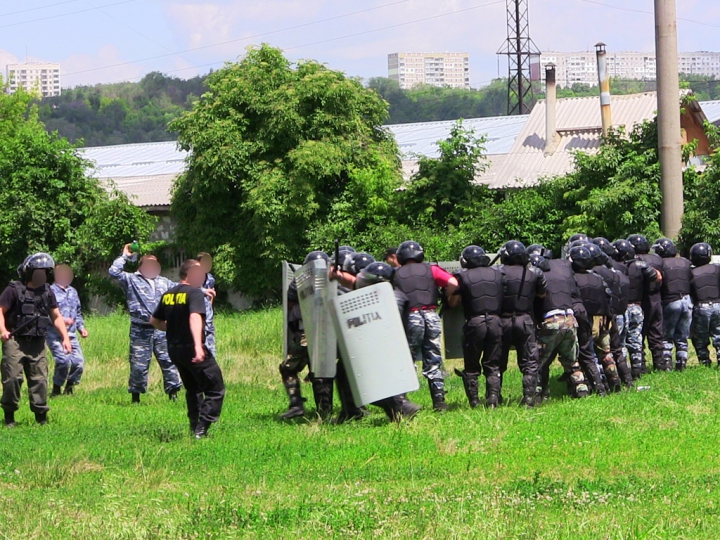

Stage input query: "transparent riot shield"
[
  {"left": 331, "top": 282, "right": 419, "bottom": 406},
  {"left": 438, "top": 261, "right": 465, "bottom": 360},
  {"left": 294, "top": 259, "right": 337, "bottom": 378}
]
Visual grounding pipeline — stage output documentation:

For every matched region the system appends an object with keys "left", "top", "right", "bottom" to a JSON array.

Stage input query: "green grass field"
[{"left": 2, "top": 309, "right": 720, "bottom": 539}]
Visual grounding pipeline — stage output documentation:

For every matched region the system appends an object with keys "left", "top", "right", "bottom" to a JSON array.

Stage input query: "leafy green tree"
[
  {"left": 170, "top": 45, "right": 401, "bottom": 297},
  {"left": 0, "top": 85, "right": 155, "bottom": 297}
]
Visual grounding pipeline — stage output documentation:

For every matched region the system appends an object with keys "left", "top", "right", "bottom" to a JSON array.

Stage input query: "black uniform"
[
  {"left": 153, "top": 284, "right": 225, "bottom": 434},
  {"left": 660, "top": 256, "right": 693, "bottom": 369},
  {"left": 574, "top": 270, "right": 621, "bottom": 391},
  {"left": 455, "top": 266, "right": 504, "bottom": 407},
  {"left": 690, "top": 264, "right": 720, "bottom": 366},
  {"left": 499, "top": 265, "right": 547, "bottom": 406},
  {"left": 0, "top": 282, "right": 58, "bottom": 421},
  {"left": 637, "top": 253, "right": 667, "bottom": 370},
  {"left": 625, "top": 259, "right": 657, "bottom": 377}
]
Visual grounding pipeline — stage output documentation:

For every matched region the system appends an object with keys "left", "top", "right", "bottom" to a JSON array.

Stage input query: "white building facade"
[
  {"left": 541, "top": 51, "right": 720, "bottom": 87},
  {"left": 6, "top": 62, "right": 61, "bottom": 97},
  {"left": 388, "top": 52, "right": 470, "bottom": 89}
]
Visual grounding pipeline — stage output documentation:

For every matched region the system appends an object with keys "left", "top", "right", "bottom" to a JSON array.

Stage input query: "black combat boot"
[
  {"left": 51, "top": 384, "right": 62, "bottom": 397},
  {"left": 279, "top": 373, "right": 306, "bottom": 420},
  {"left": 485, "top": 375, "right": 502, "bottom": 409},
  {"left": 568, "top": 368, "right": 590, "bottom": 398},
  {"left": 4, "top": 410, "right": 16, "bottom": 427},
  {"left": 168, "top": 389, "right": 179, "bottom": 402},
  {"left": 454, "top": 369, "right": 480, "bottom": 408},
  {"left": 334, "top": 364, "right": 365, "bottom": 424},
  {"left": 194, "top": 420, "right": 210, "bottom": 439},
  {"left": 521, "top": 374, "right": 538, "bottom": 408},
  {"left": 35, "top": 412, "right": 48, "bottom": 425},
  {"left": 64, "top": 383, "right": 74, "bottom": 395},
  {"left": 131, "top": 392, "right": 141, "bottom": 404},
  {"left": 428, "top": 379, "right": 449, "bottom": 411},
  {"left": 601, "top": 357, "right": 622, "bottom": 393},
  {"left": 398, "top": 394, "right": 421, "bottom": 419},
  {"left": 311, "top": 377, "right": 334, "bottom": 420},
  {"left": 189, "top": 418, "right": 198, "bottom": 434}
]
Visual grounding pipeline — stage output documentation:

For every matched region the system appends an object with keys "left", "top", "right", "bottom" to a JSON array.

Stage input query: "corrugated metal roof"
[
  {"left": 478, "top": 92, "right": 661, "bottom": 188},
  {"left": 81, "top": 141, "right": 187, "bottom": 179},
  {"left": 102, "top": 174, "right": 176, "bottom": 208},
  {"left": 699, "top": 100, "right": 720, "bottom": 125},
  {"left": 386, "top": 114, "right": 529, "bottom": 158}
]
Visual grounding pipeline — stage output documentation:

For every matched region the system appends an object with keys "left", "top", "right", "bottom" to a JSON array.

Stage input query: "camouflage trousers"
[
  {"left": 205, "top": 332, "right": 217, "bottom": 360},
  {"left": 691, "top": 302, "right": 720, "bottom": 366},
  {"left": 406, "top": 309, "right": 444, "bottom": 381},
  {"left": 128, "top": 324, "right": 182, "bottom": 394},
  {"left": 47, "top": 333, "right": 85, "bottom": 387},
  {"left": 626, "top": 304, "right": 645, "bottom": 376},
  {"left": 662, "top": 295, "right": 693, "bottom": 366},
  {"left": 538, "top": 314, "right": 587, "bottom": 397}
]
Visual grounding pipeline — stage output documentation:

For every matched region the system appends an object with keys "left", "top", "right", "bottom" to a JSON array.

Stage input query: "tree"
[
  {"left": 169, "top": 45, "right": 401, "bottom": 297},
  {"left": 0, "top": 85, "right": 156, "bottom": 297}
]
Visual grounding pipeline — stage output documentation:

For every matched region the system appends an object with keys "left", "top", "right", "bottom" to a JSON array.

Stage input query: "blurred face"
[
  {"left": 199, "top": 255, "right": 213, "bottom": 274},
  {"left": 31, "top": 269, "right": 47, "bottom": 287},
  {"left": 54, "top": 265, "right": 73, "bottom": 287},
  {"left": 186, "top": 264, "right": 205, "bottom": 288},
  {"left": 139, "top": 258, "right": 161, "bottom": 280},
  {"left": 385, "top": 254, "right": 400, "bottom": 268}
]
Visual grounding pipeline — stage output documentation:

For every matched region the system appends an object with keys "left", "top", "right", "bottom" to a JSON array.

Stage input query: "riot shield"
[
  {"left": 438, "top": 261, "right": 465, "bottom": 360},
  {"left": 331, "top": 282, "right": 419, "bottom": 406},
  {"left": 294, "top": 259, "right": 338, "bottom": 378},
  {"left": 281, "top": 261, "right": 301, "bottom": 361}
]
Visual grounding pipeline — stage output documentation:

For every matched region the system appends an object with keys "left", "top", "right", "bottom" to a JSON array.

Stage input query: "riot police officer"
[
  {"left": 0, "top": 254, "right": 73, "bottom": 427},
  {"left": 393, "top": 241, "right": 458, "bottom": 411},
  {"left": 279, "top": 251, "right": 334, "bottom": 420},
  {"left": 653, "top": 238, "right": 693, "bottom": 371},
  {"left": 448, "top": 245, "right": 504, "bottom": 408},
  {"left": 498, "top": 241, "right": 547, "bottom": 407},
  {"left": 572, "top": 244, "right": 621, "bottom": 392},
  {"left": 530, "top": 251, "right": 589, "bottom": 399},
  {"left": 628, "top": 234, "right": 667, "bottom": 371},
  {"left": 689, "top": 243, "right": 720, "bottom": 367}
]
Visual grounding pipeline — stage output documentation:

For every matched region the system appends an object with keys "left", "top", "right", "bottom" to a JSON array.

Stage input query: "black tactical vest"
[
  {"left": 661, "top": 257, "right": 692, "bottom": 304},
  {"left": 501, "top": 265, "right": 537, "bottom": 314},
  {"left": 540, "top": 264, "right": 576, "bottom": 314},
  {"left": 691, "top": 264, "right": 720, "bottom": 303},
  {"left": 393, "top": 263, "right": 439, "bottom": 309},
  {"left": 457, "top": 267, "right": 503, "bottom": 318},
  {"left": 626, "top": 261, "right": 645, "bottom": 304},
  {"left": 10, "top": 282, "right": 52, "bottom": 338},
  {"left": 639, "top": 253, "right": 663, "bottom": 294},
  {"left": 593, "top": 265, "right": 622, "bottom": 316},
  {"left": 574, "top": 272, "right": 610, "bottom": 316}
]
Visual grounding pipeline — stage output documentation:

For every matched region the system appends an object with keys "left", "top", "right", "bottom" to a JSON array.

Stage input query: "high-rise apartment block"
[
  {"left": 6, "top": 62, "right": 61, "bottom": 97},
  {"left": 388, "top": 52, "right": 470, "bottom": 89}
]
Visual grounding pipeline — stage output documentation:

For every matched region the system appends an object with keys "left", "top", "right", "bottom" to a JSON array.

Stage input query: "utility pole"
[
  {"left": 497, "top": 0, "right": 539, "bottom": 115},
  {"left": 654, "top": 0, "right": 684, "bottom": 239}
]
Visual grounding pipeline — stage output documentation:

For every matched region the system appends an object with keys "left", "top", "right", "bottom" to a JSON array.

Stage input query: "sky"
[{"left": 1, "top": 0, "right": 719, "bottom": 88}]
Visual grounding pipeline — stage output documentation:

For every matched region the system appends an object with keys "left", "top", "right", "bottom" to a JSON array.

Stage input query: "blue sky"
[{"left": 1, "top": 0, "right": 719, "bottom": 88}]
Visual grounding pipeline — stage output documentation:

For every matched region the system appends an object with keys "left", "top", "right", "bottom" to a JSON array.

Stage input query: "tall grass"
[{"left": 3, "top": 308, "right": 720, "bottom": 539}]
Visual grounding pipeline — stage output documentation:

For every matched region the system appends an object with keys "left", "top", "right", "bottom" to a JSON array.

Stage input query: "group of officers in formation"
[{"left": 280, "top": 234, "right": 720, "bottom": 423}]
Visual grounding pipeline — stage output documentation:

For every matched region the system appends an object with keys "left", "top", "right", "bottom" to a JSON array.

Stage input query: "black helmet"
[
  {"left": 593, "top": 237, "right": 618, "bottom": 258},
  {"left": 627, "top": 234, "right": 650, "bottom": 255},
  {"left": 690, "top": 243, "right": 712, "bottom": 267},
  {"left": 356, "top": 262, "right": 394, "bottom": 288},
  {"left": 339, "top": 246, "right": 356, "bottom": 254},
  {"left": 501, "top": 241, "right": 527, "bottom": 266},
  {"left": 18, "top": 252, "right": 55, "bottom": 281},
  {"left": 612, "top": 239, "right": 635, "bottom": 262},
  {"left": 652, "top": 237, "right": 677, "bottom": 258},
  {"left": 303, "top": 251, "right": 330, "bottom": 265},
  {"left": 585, "top": 243, "right": 608, "bottom": 267},
  {"left": 343, "top": 252, "right": 375, "bottom": 275},
  {"left": 526, "top": 244, "right": 553, "bottom": 260},
  {"left": 569, "top": 245, "right": 594, "bottom": 270},
  {"left": 529, "top": 253, "right": 551, "bottom": 272},
  {"left": 569, "top": 239, "right": 587, "bottom": 250},
  {"left": 397, "top": 241, "right": 425, "bottom": 265},
  {"left": 568, "top": 233, "right": 589, "bottom": 244},
  {"left": 460, "top": 245, "right": 490, "bottom": 269}
]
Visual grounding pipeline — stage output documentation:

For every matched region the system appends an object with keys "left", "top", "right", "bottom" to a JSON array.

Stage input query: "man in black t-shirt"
[{"left": 151, "top": 259, "right": 225, "bottom": 439}]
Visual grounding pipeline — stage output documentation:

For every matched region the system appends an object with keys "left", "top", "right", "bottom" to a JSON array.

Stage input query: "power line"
[
  {"left": 0, "top": 0, "right": 134, "bottom": 29},
  {"left": 64, "top": 0, "right": 414, "bottom": 77},
  {"left": 69, "top": 0, "right": 505, "bottom": 86},
  {"left": 576, "top": 0, "right": 720, "bottom": 30},
  {"left": 0, "top": 0, "right": 79, "bottom": 18}
]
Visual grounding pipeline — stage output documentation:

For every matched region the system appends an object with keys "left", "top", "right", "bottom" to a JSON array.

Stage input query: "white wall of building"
[
  {"left": 388, "top": 52, "right": 470, "bottom": 90},
  {"left": 6, "top": 62, "right": 61, "bottom": 97}
]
